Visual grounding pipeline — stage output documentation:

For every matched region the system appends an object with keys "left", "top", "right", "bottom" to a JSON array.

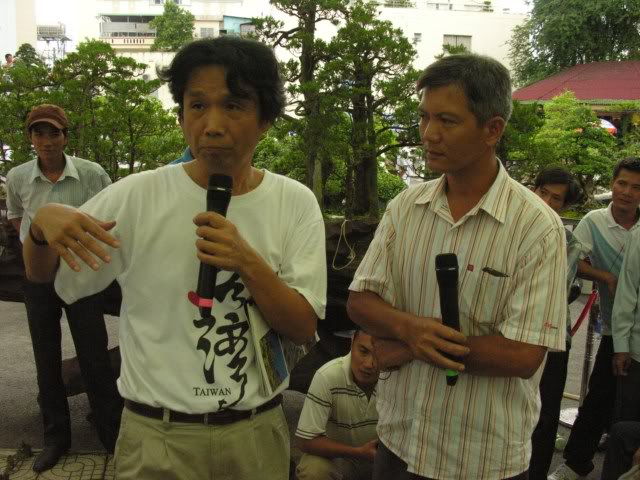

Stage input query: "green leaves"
[
  {"left": 0, "top": 40, "right": 183, "bottom": 180},
  {"left": 509, "top": 0, "right": 640, "bottom": 86},
  {"left": 149, "top": 0, "right": 195, "bottom": 52}
]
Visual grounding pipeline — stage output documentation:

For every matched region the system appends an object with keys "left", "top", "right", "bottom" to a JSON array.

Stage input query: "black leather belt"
[{"left": 124, "top": 394, "right": 282, "bottom": 426}]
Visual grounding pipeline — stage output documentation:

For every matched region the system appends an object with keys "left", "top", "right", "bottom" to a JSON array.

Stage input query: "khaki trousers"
[
  {"left": 296, "top": 453, "right": 373, "bottom": 480},
  {"left": 115, "top": 404, "right": 290, "bottom": 480}
]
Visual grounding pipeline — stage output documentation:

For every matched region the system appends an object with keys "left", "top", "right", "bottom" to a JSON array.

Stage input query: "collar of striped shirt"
[
  {"left": 413, "top": 160, "right": 510, "bottom": 224},
  {"left": 28, "top": 153, "right": 80, "bottom": 184}
]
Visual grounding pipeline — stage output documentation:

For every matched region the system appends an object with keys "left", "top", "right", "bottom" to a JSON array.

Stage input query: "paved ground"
[{"left": 0, "top": 296, "right": 605, "bottom": 478}]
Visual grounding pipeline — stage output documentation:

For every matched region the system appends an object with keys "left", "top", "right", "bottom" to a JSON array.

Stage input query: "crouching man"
[{"left": 295, "top": 330, "right": 380, "bottom": 480}]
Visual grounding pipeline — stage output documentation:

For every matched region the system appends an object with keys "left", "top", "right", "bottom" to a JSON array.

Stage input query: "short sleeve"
[
  {"left": 349, "top": 205, "right": 397, "bottom": 306},
  {"left": 499, "top": 225, "right": 567, "bottom": 351},
  {"left": 295, "top": 369, "right": 332, "bottom": 440},
  {"left": 279, "top": 187, "right": 327, "bottom": 320},
  {"left": 573, "top": 214, "right": 594, "bottom": 257},
  {"left": 5, "top": 170, "right": 24, "bottom": 220}
]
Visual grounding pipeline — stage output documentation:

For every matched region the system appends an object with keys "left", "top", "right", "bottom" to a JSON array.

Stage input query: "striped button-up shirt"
[
  {"left": 350, "top": 163, "right": 567, "bottom": 479},
  {"left": 6, "top": 154, "right": 111, "bottom": 242}
]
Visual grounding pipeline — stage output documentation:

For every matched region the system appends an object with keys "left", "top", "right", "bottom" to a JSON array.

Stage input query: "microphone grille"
[
  {"left": 208, "top": 174, "right": 233, "bottom": 190},
  {"left": 435, "top": 253, "right": 458, "bottom": 270}
]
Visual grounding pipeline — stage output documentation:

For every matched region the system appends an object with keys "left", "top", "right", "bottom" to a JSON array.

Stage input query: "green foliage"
[
  {"left": 509, "top": 0, "right": 640, "bottom": 87},
  {"left": 150, "top": 0, "right": 195, "bottom": 52},
  {"left": 0, "top": 40, "right": 183, "bottom": 179},
  {"left": 377, "top": 165, "right": 406, "bottom": 203},
  {"left": 434, "top": 43, "right": 470, "bottom": 60},
  {"left": 14, "top": 43, "right": 46, "bottom": 67},
  {"left": 497, "top": 101, "right": 545, "bottom": 181},
  {"left": 321, "top": 0, "right": 418, "bottom": 218},
  {"left": 254, "top": 0, "right": 418, "bottom": 219},
  {"left": 528, "top": 92, "right": 616, "bottom": 195}
]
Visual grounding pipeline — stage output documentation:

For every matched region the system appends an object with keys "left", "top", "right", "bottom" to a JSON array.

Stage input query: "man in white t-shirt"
[
  {"left": 23, "top": 36, "right": 327, "bottom": 480},
  {"left": 295, "top": 330, "right": 379, "bottom": 480}
]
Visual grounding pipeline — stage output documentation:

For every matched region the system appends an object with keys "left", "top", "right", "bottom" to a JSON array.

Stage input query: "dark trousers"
[
  {"left": 373, "top": 441, "right": 529, "bottom": 480},
  {"left": 563, "top": 336, "right": 616, "bottom": 476},
  {"left": 614, "top": 358, "right": 640, "bottom": 423},
  {"left": 24, "top": 280, "right": 123, "bottom": 452},
  {"left": 601, "top": 421, "right": 640, "bottom": 480},
  {"left": 529, "top": 349, "right": 570, "bottom": 480}
]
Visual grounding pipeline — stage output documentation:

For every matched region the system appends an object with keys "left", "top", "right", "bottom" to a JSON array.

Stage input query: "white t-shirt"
[{"left": 55, "top": 165, "right": 327, "bottom": 413}]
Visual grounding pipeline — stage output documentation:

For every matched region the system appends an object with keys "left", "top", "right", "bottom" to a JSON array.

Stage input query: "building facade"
[
  {"left": 66, "top": 0, "right": 525, "bottom": 109},
  {"left": 0, "top": 0, "right": 37, "bottom": 62}
]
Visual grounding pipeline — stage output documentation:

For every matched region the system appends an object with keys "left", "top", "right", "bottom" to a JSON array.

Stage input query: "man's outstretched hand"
[{"left": 32, "top": 203, "right": 119, "bottom": 272}]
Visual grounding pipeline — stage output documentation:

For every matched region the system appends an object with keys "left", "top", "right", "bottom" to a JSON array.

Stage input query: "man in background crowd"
[
  {"left": 6, "top": 104, "right": 121, "bottom": 473},
  {"left": 550, "top": 157, "right": 640, "bottom": 480},
  {"left": 528, "top": 167, "right": 584, "bottom": 480}
]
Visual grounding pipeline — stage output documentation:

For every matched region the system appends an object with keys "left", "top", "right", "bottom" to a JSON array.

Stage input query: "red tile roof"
[{"left": 512, "top": 61, "right": 640, "bottom": 102}]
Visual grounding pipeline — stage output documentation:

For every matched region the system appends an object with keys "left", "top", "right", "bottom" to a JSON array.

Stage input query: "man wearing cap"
[{"left": 5, "top": 104, "right": 122, "bottom": 473}]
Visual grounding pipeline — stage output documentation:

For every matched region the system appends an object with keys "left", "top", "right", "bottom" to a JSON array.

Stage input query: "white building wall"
[
  {"left": 70, "top": 0, "right": 525, "bottom": 109},
  {"left": 0, "top": 0, "right": 37, "bottom": 58},
  {"left": 379, "top": 4, "right": 525, "bottom": 71}
]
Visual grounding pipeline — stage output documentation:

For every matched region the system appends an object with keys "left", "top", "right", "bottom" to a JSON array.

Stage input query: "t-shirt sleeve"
[
  {"left": 295, "top": 369, "right": 332, "bottom": 440},
  {"left": 54, "top": 181, "right": 131, "bottom": 304},
  {"left": 279, "top": 186, "right": 327, "bottom": 319},
  {"left": 499, "top": 224, "right": 567, "bottom": 351},
  {"left": 573, "top": 214, "right": 594, "bottom": 257},
  {"left": 99, "top": 169, "right": 112, "bottom": 189},
  {"left": 5, "top": 170, "right": 23, "bottom": 220},
  {"left": 349, "top": 205, "right": 397, "bottom": 305}
]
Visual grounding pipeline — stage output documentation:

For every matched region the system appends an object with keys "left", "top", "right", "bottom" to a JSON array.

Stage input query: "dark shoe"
[{"left": 32, "top": 444, "right": 69, "bottom": 473}]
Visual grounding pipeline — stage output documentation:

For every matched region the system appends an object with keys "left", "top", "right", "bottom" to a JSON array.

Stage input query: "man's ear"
[{"left": 484, "top": 116, "right": 506, "bottom": 148}]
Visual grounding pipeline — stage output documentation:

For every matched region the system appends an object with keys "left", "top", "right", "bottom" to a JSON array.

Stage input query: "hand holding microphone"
[{"left": 188, "top": 174, "right": 233, "bottom": 318}]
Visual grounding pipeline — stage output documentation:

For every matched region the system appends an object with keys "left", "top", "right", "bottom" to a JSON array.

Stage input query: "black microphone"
[
  {"left": 195, "top": 174, "right": 233, "bottom": 318},
  {"left": 435, "top": 253, "right": 462, "bottom": 386}
]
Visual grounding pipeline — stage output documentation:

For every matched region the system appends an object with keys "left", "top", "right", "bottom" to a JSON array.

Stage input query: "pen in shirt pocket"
[{"left": 482, "top": 267, "right": 510, "bottom": 278}]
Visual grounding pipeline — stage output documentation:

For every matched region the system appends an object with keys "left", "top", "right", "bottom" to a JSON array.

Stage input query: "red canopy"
[{"left": 513, "top": 61, "right": 640, "bottom": 102}]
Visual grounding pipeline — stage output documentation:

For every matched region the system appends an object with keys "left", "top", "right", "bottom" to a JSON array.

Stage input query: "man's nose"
[
  {"left": 421, "top": 121, "right": 440, "bottom": 144},
  {"left": 204, "top": 109, "right": 226, "bottom": 137}
]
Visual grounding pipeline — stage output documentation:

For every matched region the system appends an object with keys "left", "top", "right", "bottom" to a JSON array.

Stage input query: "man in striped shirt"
[
  {"left": 295, "top": 330, "right": 379, "bottom": 480},
  {"left": 5, "top": 104, "right": 121, "bottom": 473},
  {"left": 347, "top": 54, "right": 567, "bottom": 479}
]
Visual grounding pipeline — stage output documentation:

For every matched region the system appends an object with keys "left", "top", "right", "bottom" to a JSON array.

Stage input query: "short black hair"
[
  {"left": 157, "top": 36, "right": 285, "bottom": 124},
  {"left": 533, "top": 167, "right": 584, "bottom": 207},
  {"left": 613, "top": 157, "right": 640, "bottom": 180},
  {"left": 416, "top": 54, "right": 512, "bottom": 125}
]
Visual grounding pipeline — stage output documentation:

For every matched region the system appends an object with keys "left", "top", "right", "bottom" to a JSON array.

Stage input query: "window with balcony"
[{"left": 443, "top": 34, "right": 472, "bottom": 50}]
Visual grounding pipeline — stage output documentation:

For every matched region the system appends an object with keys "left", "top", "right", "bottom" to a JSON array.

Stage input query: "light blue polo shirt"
[{"left": 573, "top": 204, "right": 640, "bottom": 335}]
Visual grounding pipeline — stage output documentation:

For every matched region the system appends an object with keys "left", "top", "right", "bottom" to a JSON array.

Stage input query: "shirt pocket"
[{"left": 459, "top": 268, "right": 512, "bottom": 334}]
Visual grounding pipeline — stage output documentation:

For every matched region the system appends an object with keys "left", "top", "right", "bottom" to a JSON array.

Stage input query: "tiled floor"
[{"left": 0, "top": 450, "right": 113, "bottom": 480}]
